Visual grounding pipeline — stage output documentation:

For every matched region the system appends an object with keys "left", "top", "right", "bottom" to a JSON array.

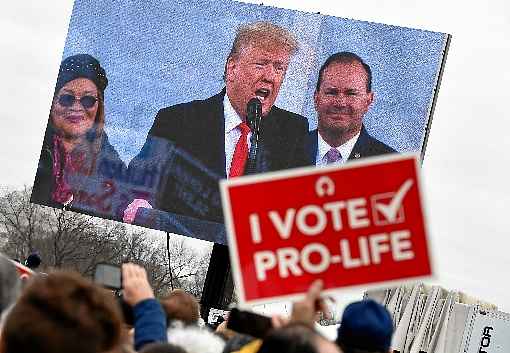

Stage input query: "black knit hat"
[{"left": 55, "top": 54, "right": 108, "bottom": 94}]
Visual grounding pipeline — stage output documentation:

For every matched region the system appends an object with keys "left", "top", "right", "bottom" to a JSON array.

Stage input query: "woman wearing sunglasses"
[{"left": 32, "top": 54, "right": 127, "bottom": 220}]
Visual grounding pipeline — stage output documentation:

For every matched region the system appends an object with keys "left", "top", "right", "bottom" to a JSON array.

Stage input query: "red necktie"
[{"left": 229, "top": 122, "right": 251, "bottom": 178}]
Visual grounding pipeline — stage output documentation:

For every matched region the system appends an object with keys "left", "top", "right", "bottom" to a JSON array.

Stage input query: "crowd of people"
[{"left": 0, "top": 253, "right": 394, "bottom": 353}]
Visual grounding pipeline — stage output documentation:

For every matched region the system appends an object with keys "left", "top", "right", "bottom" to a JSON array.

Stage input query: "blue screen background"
[{"left": 60, "top": 0, "right": 447, "bottom": 163}]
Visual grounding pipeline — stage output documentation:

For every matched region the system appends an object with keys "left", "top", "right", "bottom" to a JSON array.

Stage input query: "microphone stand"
[{"left": 245, "top": 98, "right": 262, "bottom": 175}]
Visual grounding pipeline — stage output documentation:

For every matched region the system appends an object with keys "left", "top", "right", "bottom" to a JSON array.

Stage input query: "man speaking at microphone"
[{"left": 126, "top": 21, "right": 309, "bottom": 223}]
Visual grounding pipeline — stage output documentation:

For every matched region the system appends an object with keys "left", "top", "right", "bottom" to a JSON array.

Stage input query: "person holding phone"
[
  {"left": 226, "top": 280, "right": 340, "bottom": 353},
  {"left": 122, "top": 263, "right": 168, "bottom": 351},
  {"left": 0, "top": 271, "right": 123, "bottom": 353}
]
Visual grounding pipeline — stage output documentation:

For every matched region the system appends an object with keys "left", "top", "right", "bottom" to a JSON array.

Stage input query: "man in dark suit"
[
  {"left": 307, "top": 52, "right": 396, "bottom": 166},
  {"left": 126, "top": 22, "right": 309, "bottom": 223}
]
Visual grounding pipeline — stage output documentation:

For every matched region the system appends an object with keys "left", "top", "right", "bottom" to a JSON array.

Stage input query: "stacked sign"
[{"left": 365, "top": 283, "right": 510, "bottom": 353}]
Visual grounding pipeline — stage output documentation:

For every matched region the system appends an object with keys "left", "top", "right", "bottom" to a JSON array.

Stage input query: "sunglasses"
[{"left": 57, "top": 94, "right": 98, "bottom": 109}]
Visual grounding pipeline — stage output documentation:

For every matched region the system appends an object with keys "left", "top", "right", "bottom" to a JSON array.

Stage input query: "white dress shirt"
[
  {"left": 316, "top": 131, "right": 360, "bottom": 167},
  {"left": 224, "top": 95, "right": 252, "bottom": 177}
]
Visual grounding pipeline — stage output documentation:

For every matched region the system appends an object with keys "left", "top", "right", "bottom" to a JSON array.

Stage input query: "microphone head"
[
  {"left": 247, "top": 98, "right": 262, "bottom": 131},
  {"left": 247, "top": 97, "right": 262, "bottom": 112}
]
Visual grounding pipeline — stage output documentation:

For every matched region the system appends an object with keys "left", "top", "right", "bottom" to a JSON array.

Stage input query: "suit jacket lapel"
[
  {"left": 194, "top": 90, "right": 226, "bottom": 178},
  {"left": 257, "top": 108, "right": 284, "bottom": 173},
  {"left": 348, "top": 125, "right": 369, "bottom": 161},
  {"left": 306, "top": 129, "right": 319, "bottom": 165}
]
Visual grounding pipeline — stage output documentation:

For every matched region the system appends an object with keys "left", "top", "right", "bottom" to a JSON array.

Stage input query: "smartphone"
[
  {"left": 227, "top": 308, "right": 273, "bottom": 338},
  {"left": 93, "top": 263, "right": 134, "bottom": 326},
  {"left": 94, "top": 263, "right": 121, "bottom": 290}
]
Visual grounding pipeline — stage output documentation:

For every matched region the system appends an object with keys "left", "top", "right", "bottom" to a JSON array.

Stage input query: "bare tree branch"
[{"left": 0, "top": 186, "right": 211, "bottom": 298}]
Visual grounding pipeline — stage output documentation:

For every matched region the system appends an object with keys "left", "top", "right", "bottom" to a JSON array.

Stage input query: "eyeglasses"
[{"left": 57, "top": 94, "right": 98, "bottom": 109}]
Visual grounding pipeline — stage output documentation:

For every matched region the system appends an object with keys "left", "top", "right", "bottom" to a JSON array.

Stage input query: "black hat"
[
  {"left": 336, "top": 299, "right": 393, "bottom": 352},
  {"left": 55, "top": 54, "right": 108, "bottom": 94},
  {"left": 25, "top": 252, "right": 42, "bottom": 269}
]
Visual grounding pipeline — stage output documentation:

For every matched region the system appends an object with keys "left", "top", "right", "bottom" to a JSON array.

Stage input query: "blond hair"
[
  {"left": 223, "top": 22, "right": 298, "bottom": 80},
  {"left": 228, "top": 21, "right": 298, "bottom": 59}
]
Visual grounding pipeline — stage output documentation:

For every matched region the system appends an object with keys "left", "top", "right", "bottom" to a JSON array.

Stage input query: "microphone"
[
  {"left": 245, "top": 98, "right": 262, "bottom": 174},
  {"left": 247, "top": 98, "right": 262, "bottom": 134}
]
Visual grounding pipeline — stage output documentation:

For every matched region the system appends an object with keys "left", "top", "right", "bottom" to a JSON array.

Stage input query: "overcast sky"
[{"left": 2, "top": 0, "right": 510, "bottom": 311}]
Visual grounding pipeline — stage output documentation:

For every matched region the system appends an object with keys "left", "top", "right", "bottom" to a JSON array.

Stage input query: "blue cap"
[{"left": 336, "top": 299, "right": 393, "bottom": 352}]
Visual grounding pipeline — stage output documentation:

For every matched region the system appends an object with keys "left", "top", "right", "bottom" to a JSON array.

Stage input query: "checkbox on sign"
[
  {"left": 371, "top": 179, "right": 413, "bottom": 226},
  {"left": 371, "top": 192, "right": 405, "bottom": 225}
]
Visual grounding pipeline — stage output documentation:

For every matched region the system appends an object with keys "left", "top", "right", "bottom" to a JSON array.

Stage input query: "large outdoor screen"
[{"left": 31, "top": 0, "right": 450, "bottom": 244}]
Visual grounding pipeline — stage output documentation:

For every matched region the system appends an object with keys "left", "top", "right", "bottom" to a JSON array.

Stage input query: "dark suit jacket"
[
  {"left": 128, "top": 89, "right": 309, "bottom": 222},
  {"left": 305, "top": 125, "right": 397, "bottom": 165}
]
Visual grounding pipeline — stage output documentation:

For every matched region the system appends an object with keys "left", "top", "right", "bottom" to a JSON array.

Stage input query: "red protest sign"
[
  {"left": 220, "top": 154, "right": 432, "bottom": 305},
  {"left": 10, "top": 260, "right": 34, "bottom": 280}
]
